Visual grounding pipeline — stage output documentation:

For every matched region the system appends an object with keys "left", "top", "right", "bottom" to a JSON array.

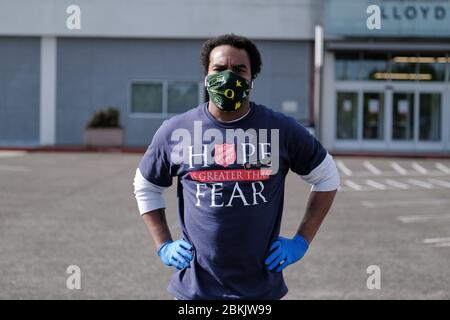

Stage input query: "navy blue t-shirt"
[{"left": 138, "top": 101, "right": 326, "bottom": 299}]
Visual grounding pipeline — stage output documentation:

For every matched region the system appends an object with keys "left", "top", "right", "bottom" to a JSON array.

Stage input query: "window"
[
  {"left": 390, "top": 53, "right": 418, "bottom": 81},
  {"left": 392, "top": 92, "right": 414, "bottom": 140},
  {"left": 168, "top": 82, "right": 199, "bottom": 114},
  {"left": 361, "top": 52, "right": 389, "bottom": 81},
  {"left": 335, "top": 52, "right": 448, "bottom": 82},
  {"left": 335, "top": 53, "right": 360, "bottom": 81},
  {"left": 336, "top": 92, "right": 358, "bottom": 140},
  {"left": 130, "top": 81, "right": 200, "bottom": 115},
  {"left": 419, "top": 93, "right": 441, "bottom": 141},
  {"left": 363, "top": 92, "right": 384, "bottom": 140},
  {"left": 131, "top": 83, "right": 163, "bottom": 113},
  {"left": 417, "top": 55, "right": 446, "bottom": 82}
]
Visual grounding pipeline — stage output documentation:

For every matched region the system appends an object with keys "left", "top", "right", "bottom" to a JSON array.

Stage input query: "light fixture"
[
  {"left": 373, "top": 72, "right": 432, "bottom": 80},
  {"left": 393, "top": 56, "right": 449, "bottom": 64}
]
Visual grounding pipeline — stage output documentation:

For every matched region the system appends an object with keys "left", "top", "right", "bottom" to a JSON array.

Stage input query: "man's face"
[{"left": 207, "top": 45, "right": 252, "bottom": 82}]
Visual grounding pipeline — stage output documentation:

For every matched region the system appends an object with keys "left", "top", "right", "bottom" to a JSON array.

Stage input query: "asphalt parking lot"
[{"left": 0, "top": 151, "right": 449, "bottom": 299}]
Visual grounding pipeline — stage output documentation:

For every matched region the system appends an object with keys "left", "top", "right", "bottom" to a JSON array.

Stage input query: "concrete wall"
[
  {"left": 56, "top": 38, "right": 311, "bottom": 146},
  {"left": 56, "top": 38, "right": 204, "bottom": 145},
  {"left": 254, "top": 41, "right": 311, "bottom": 122},
  {"left": 0, "top": 0, "right": 321, "bottom": 40},
  {"left": 0, "top": 37, "right": 40, "bottom": 145}
]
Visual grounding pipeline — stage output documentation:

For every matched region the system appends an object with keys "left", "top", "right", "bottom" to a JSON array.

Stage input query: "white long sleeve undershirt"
[
  {"left": 300, "top": 152, "right": 341, "bottom": 192},
  {"left": 133, "top": 153, "right": 340, "bottom": 215},
  {"left": 133, "top": 168, "right": 167, "bottom": 215}
]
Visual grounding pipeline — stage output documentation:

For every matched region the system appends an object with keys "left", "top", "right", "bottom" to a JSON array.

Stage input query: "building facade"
[
  {"left": 0, "top": 0, "right": 318, "bottom": 147},
  {"left": 1, "top": 0, "right": 450, "bottom": 154},
  {"left": 322, "top": 0, "right": 450, "bottom": 154}
]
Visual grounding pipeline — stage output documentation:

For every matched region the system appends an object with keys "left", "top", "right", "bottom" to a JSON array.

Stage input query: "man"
[{"left": 133, "top": 34, "right": 339, "bottom": 300}]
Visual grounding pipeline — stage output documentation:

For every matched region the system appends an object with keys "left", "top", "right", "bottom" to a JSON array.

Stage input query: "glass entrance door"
[
  {"left": 392, "top": 92, "right": 414, "bottom": 141},
  {"left": 363, "top": 92, "right": 384, "bottom": 140},
  {"left": 335, "top": 87, "right": 445, "bottom": 151},
  {"left": 389, "top": 90, "right": 443, "bottom": 147},
  {"left": 333, "top": 51, "right": 449, "bottom": 152},
  {"left": 419, "top": 93, "right": 441, "bottom": 141}
]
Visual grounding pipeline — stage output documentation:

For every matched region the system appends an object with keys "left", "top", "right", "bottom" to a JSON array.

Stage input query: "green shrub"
[{"left": 86, "top": 107, "right": 121, "bottom": 128}]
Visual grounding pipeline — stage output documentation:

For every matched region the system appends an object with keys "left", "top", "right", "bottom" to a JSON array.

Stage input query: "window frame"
[{"left": 128, "top": 79, "right": 204, "bottom": 118}]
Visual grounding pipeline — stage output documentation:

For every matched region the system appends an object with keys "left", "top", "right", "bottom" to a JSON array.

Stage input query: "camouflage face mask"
[{"left": 206, "top": 70, "right": 251, "bottom": 112}]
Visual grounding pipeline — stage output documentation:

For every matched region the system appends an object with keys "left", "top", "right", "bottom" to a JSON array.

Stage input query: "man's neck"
[{"left": 207, "top": 100, "right": 251, "bottom": 122}]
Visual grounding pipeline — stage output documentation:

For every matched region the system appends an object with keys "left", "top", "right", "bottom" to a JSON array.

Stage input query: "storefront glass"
[
  {"left": 390, "top": 54, "right": 418, "bottom": 81},
  {"left": 335, "top": 51, "right": 448, "bottom": 149},
  {"left": 336, "top": 92, "right": 358, "bottom": 139},
  {"left": 363, "top": 92, "right": 384, "bottom": 139},
  {"left": 361, "top": 53, "right": 389, "bottom": 81},
  {"left": 335, "top": 53, "right": 359, "bottom": 80},
  {"left": 392, "top": 92, "right": 415, "bottom": 140},
  {"left": 419, "top": 93, "right": 441, "bottom": 141}
]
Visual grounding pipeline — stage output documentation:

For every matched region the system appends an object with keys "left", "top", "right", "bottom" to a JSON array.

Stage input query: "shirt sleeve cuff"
[
  {"left": 133, "top": 168, "right": 168, "bottom": 215},
  {"left": 300, "top": 153, "right": 341, "bottom": 192}
]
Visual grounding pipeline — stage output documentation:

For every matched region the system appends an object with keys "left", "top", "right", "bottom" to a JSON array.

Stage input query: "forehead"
[{"left": 209, "top": 45, "right": 250, "bottom": 66}]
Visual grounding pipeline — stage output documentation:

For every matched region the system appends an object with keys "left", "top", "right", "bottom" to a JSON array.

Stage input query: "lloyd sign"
[{"left": 325, "top": 0, "right": 450, "bottom": 37}]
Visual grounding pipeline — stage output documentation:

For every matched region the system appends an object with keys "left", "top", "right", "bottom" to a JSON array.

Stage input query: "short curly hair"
[{"left": 200, "top": 34, "right": 262, "bottom": 80}]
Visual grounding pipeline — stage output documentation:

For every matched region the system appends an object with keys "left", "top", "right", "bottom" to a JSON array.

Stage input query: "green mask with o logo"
[{"left": 206, "top": 70, "right": 251, "bottom": 112}]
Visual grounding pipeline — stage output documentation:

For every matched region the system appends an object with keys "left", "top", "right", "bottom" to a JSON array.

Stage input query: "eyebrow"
[
  {"left": 234, "top": 64, "right": 247, "bottom": 69},
  {"left": 211, "top": 63, "right": 247, "bottom": 69}
]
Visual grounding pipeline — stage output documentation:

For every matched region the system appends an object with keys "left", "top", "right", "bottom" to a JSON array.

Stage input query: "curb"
[{"left": 1, "top": 146, "right": 450, "bottom": 159}]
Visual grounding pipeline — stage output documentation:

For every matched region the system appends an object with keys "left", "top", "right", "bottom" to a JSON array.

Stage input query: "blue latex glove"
[
  {"left": 157, "top": 239, "right": 193, "bottom": 270},
  {"left": 264, "top": 234, "right": 309, "bottom": 272}
]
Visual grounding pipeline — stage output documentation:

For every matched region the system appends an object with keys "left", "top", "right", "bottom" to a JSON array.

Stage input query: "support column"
[{"left": 40, "top": 36, "right": 57, "bottom": 145}]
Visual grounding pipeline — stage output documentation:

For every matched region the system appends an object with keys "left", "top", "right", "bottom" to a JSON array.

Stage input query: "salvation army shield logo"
[{"left": 214, "top": 144, "right": 236, "bottom": 167}]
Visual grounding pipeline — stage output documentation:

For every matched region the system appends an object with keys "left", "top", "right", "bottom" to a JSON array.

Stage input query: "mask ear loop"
[
  {"left": 204, "top": 76, "right": 208, "bottom": 87},
  {"left": 250, "top": 80, "right": 254, "bottom": 89}
]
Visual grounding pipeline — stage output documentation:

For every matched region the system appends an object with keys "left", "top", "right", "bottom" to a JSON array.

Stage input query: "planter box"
[{"left": 84, "top": 128, "right": 124, "bottom": 146}]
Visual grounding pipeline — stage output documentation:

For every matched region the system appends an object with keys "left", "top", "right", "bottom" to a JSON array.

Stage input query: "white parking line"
[
  {"left": 336, "top": 160, "right": 352, "bottom": 176},
  {"left": 435, "top": 163, "right": 450, "bottom": 174},
  {"left": 406, "top": 179, "right": 433, "bottom": 189},
  {"left": 344, "top": 180, "right": 362, "bottom": 190},
  {"left": 428, "top": 178, "right": 450, "bottom": 188},
  {"left": 390, "top": 162, "right": 408, "bottom": 175},
  {"left": 0, "top": 151, "right": 27, "bottom": 158},
  {"left": 423, "top": 238, "right": 450, "bottom": 248},
  {"left": 384, "top": 179, "right": 409, "bottom": 189},
  {"left": 423, "top": 237, "right": 450, "bottom": 244},
  {"left": 0, "top": 165, "right": 30, "bottom": 172},
  {"left": 411, "top": 162, "right": 428, "bottom": 175},
  {"left": 365, "top": 179, "right": 387, "bottom": 190},
  {"left": 397, "top": 213, "right": 450, "bottom": 223},
  {"left": 434, "top": 242, "right": 450, "bottom": 247},
  {"left": 363, "top": 198, "right": 449, "bottom": 208},
  {"left": 363, "top": 161, "right": 381, "bottom": 175}
]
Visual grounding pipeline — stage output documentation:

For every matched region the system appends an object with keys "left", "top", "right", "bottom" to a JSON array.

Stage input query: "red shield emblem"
[{"left": 214, "top": 144, "right": 236, "bottom": 167}]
